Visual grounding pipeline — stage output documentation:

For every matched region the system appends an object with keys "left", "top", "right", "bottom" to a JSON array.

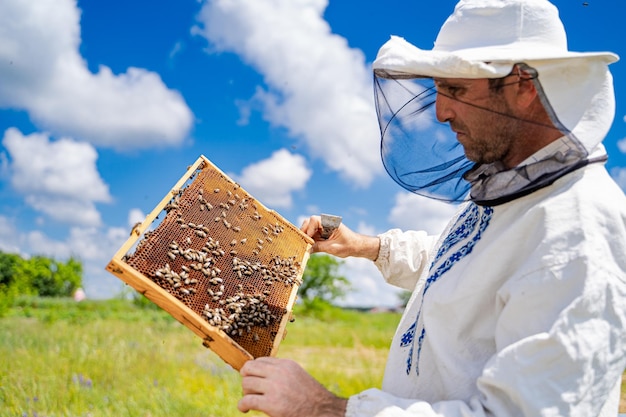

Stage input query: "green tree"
[
  {"left": 54, "top": 257, "right": 83, "bottom": 297},
  {"left": 0, "top": 252, "right": 83, "bottom": 298},
  {"left": 18, "top": 256, "right": 57, "bottom": 296},
  {"left": 299, "top": 253, "right": 351, "bottom": 307},
  {"left": 0, "top": 252, "right": 23, "bottom": 316},
  {"left": 0, "top": 252, "right": 21, "bottom": 287}
]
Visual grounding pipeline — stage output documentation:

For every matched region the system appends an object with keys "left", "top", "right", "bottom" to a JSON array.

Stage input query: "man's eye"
[
  {"left": 446, "top": 86, "right": 462, "bottom": 97},
  {"left": 437, "top": 85, "right": 462, "bottom": 98}
]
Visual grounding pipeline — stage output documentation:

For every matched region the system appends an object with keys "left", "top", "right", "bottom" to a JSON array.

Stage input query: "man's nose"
[{"left": 435, "top": 93, "right": 454, "bottom": 123}]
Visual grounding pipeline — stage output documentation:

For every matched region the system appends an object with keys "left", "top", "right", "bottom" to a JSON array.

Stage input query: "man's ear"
[{"left": 515, "top": 66, "right": 539, "bottom": 109}]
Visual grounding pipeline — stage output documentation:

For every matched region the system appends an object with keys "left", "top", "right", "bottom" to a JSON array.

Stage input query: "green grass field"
[
  {"left": 1, "top": 298, "right": 624, "bottom": 416},
  {"left": 0, "top": 298, "right": 397, "bottom": 417}
]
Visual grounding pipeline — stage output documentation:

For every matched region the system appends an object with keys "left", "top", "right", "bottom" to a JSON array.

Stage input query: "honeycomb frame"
[{"left": 106, "top": 155, "right": 313, "bottom": 370}]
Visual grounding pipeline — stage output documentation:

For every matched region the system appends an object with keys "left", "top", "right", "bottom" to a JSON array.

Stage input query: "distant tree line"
[{"left": 0, "top": 251, "right": 83, "bottom": 315}]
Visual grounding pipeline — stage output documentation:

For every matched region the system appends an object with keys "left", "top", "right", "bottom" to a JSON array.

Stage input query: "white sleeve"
[
  {"left": 346, "top": 390, "right": 494, "bottom": 417},
  {"left": 374, "top": 229, "right": 440, "bottom": 291},
  {"left": 346, "top": 257, "right": 626, "bottom": 417}
]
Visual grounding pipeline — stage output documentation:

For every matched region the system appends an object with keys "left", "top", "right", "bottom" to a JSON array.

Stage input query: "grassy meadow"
[
  {"left": 1, "top": 298, "right": 624, "bottom": 416},
  {"left": 0, "top": 298, "right": 398, "bottom": 417}
]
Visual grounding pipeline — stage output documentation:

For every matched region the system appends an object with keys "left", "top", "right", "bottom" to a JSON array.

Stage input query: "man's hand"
[
  {"left": 238, "top": 357, "right": 347, "bottom": 417},
  {"left": 300, "top": 215, "right": 380, "bottom": 261}
]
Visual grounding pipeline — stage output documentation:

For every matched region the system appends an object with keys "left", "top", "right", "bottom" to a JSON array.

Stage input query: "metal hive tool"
[{"left": 106, "top": 155, "right": 314, "bottom": 370}]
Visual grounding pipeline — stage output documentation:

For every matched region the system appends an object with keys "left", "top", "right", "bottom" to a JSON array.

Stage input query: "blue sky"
[{"left": 1, "top": 0, "right": 625, "bottom": 307}]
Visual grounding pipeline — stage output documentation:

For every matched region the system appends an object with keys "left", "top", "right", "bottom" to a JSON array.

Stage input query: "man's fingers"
[
  {"left": 240, "top": 357, "right": 273, "bottom": 377},
  {"left": 237, "top": 393, "right": 262, "bottom": 413},
  {"left": 241, "top": 375, "right": 266, "bottom": 396},
  {"left": 300, "top": 215, "right": 322, "bottom": 238}
]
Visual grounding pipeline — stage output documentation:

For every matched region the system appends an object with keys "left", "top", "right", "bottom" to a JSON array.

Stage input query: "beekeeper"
[{"left": 238, "top": 0, "right": 626, "bottom": 416}]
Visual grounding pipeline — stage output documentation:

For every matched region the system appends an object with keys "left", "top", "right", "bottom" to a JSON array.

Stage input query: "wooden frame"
[{"left": 106, "top": 155, "right": 313, "bottom": 370}]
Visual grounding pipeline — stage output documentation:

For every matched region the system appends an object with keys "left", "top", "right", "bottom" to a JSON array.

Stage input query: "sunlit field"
[{"left": 0, "top": 298, "right": 398, "bottom": 417}]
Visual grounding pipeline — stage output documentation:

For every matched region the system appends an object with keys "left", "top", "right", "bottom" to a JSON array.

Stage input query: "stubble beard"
[{"left": 456, "top": 97, "right": 517, "bottom": 166}]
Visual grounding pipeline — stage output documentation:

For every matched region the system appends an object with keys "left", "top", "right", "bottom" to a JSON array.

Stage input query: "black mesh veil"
[
  {"left": 374, "top": 70, "right": 474, "bottom": 203},
  {"left": 372, "top": 66, "right": 607, "bottom": 206}
]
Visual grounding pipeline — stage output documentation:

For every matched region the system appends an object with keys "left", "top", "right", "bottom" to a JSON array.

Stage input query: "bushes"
[{"left": 0, "top": 251, "right": 83, "bottom": 316}]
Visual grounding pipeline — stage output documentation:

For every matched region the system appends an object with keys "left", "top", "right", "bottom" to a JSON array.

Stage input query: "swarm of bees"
[
  {"left": 126, "top": 166, "right": 304, "bottom": 349},
  {"left": 203, "top": 286, "right": 278, "bottom": 339}
]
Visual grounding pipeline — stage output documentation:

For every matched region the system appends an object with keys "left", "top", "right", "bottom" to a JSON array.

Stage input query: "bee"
[
  {"left": 130, "top": 222, "right": 142, "bottom": 236},
  {"left": 163, "top": 203, "right": 178, "bottom": 213},
  {"left": 214, "top": 188, "right": 220, "bottom": 193}
]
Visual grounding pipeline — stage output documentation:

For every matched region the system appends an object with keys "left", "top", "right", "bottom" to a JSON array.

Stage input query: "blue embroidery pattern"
[
  {"left": 433, "top": 205, "right": 480, "bottom": 264},
  {"left": 399, "top": 203, "right": 493, "bottom": 375}
]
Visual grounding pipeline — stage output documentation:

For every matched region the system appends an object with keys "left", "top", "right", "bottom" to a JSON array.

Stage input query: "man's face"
[{"left": 433, "top": 77, "right": 522, "bottom": 167}]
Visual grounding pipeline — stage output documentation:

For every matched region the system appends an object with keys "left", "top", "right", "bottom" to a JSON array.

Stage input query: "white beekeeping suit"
[{"left": 345, "top": 0, "right": 626, "bottom": 416}]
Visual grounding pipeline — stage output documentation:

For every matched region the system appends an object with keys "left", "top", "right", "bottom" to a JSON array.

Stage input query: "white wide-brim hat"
[
  {"left": 373, "top": 0, "right": 618, "bottom": 79},
  {"left": 372, "top": 0, "right": 620, "bottom": 204}
]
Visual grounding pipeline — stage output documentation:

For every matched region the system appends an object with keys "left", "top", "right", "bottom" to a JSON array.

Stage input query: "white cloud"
[
  {"left": 389, "top": 192, "right": 458, "bottom": 235},
  {"left": 355, "top": 221, "right": 380, "bottom": 237},
  {"left": 338, "top": 257, "right": 403, "bottom": 308},
  {"left": 2, "top": 128, "right": 111, "bottom": 226},
  {"left": 0, "top": 216, "right": 22, "bottom": 254},
  {"left": 234, "top": 149, "right": 311, "bottom": 208},
  {"left": 193, "top": 0, "right": 382, "bottom": 187},
  {"left": 25, "top": 230, "right": 75, "bottom": 260},
  {"left": 25, "top": 197, "right": 102, "bottom": 227},
  {"left": 0, "top": 0, "right": 193, "bottom": 150},
  {"left": 68, "top": 226, "right": 128, "bottom": 263},
  {"left": 128, "top": 209, "right": 146, "bottom": 228},
  {"left": 617, "top": 137, "right": 626, "bottom": 154}
]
